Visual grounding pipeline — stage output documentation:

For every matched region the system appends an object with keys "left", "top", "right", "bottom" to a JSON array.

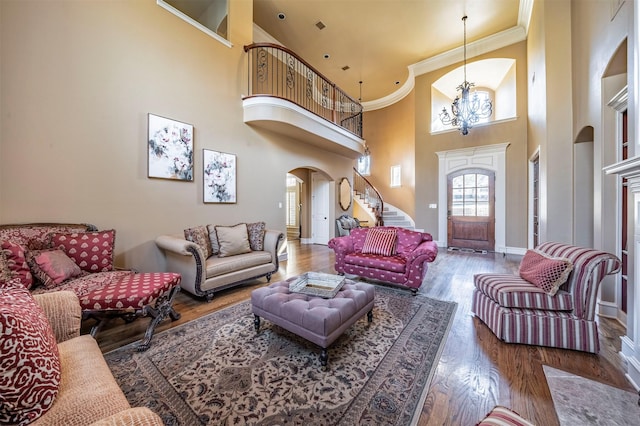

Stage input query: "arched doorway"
[{"left": 287, "top": 167, "right": 333, "bottom": 245}]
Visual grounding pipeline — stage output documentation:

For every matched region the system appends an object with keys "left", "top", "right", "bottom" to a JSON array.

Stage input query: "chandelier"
[{"left": 439, "top": 16, "right": 492, "bottom": 135}]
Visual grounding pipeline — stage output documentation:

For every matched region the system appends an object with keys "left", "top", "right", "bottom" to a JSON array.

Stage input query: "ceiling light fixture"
[{"left": 439, "top": 16, "right": 492, "bottom": 136}]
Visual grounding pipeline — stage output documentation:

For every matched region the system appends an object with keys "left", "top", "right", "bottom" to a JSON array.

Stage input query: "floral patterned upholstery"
[{"left": 328, "top": 226, "right": 438, "bottom": 293}]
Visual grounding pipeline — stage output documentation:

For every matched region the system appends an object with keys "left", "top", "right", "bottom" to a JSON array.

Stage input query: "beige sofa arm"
[
  {"left": 33, "top": 291, "right": 82, "bottom": 344},
  {"left": 264, "top": 229, "right": 284, "bottom": 261},
  {"left": 155, "top": 234, "right": 201, "bottom": 256},
  {"left": 155, "top": 234, "right": 206, "bottom": 298},
  {"left": 88, "top": 407, "right": 164, "bottom": 426}
]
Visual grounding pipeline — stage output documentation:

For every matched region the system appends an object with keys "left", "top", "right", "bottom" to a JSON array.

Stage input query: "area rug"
[
  {"left": 544, "top": 365, "right": 640, "bottom": 425},
  {"left": 104, "top": 286, "right": 457, "bottom": 425}
]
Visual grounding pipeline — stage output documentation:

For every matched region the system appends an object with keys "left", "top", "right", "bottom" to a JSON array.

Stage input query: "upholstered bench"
[
  {"left": 251, "top": 277, "right": 375, "bottom": 366},
  {"left": 78, "top": 272, "right": 181, "bottom": 351}
]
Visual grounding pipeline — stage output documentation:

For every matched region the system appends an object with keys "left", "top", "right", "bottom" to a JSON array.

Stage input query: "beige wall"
[
  {"left": 0, "top": 0, "right": 354, "bottom": 272},
  {"left": 362, "top": 90, "right": 416, "bottom": 219},
  {"left": 414, "top": 41, "right": 529, "bottom": 248}
]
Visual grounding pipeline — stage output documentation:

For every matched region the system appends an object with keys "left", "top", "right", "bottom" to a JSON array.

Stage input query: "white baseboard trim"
[
  {"left": 300, "top": 238, "right": 313, "bottom": 244},
  {"left": 597, "top": 300, "right": 620, "bottom": 319},
  {"left": 437, "top": 242, "right": 527, "bottom": 256},
  {"left": 620, "top": 335, "right": 640, "bottom": 391}
]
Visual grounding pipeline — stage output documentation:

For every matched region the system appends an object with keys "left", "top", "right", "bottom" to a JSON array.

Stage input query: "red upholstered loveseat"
[
  {"left": 328, "top": 226, "right": 438, "bottom": 294},
  {"left": 0, "top": 223, "right": 181, "bottom": 350}
]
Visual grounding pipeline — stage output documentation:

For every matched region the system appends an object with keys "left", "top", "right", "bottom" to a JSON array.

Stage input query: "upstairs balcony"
[{"left": 243, "top": 43, "right": 365, "bottom": 159}]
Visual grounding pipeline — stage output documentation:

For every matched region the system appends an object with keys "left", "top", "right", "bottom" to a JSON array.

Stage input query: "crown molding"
[{"left": 362, "top": 68, "right": 415, "bottom": 111}]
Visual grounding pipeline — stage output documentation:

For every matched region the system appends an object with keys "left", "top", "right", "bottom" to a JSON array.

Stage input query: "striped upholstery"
[
  {"left": 477, "top": 405, "right": 534, "bottom": 426},
  {"left": 472, "top": 242, "right": 621, "bottom": 353}
]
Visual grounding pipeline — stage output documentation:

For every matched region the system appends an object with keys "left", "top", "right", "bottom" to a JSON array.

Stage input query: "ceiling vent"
[
  {"left": 315, "top": 21, "right": 326, "bottom": 30},
  {"left": 342, "top": 65, "right": 350, "bottom": 71}
]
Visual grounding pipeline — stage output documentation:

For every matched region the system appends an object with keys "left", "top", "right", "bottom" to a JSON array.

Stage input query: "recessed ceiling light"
[
  {"left": 323, "top": 53, "right": 330, "bottom": 59},
  {"left": 277, "top": 12, "right": 286, "bottom": 20}
]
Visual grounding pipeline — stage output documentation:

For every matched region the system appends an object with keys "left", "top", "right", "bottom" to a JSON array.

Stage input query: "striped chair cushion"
[
  {"left": 361, "top": 228, "right": 397, "bottom": 256},
  {"left": 477, "top": 405, "right": 534, "bottom": 426},
  {"left": 474, "top": 273, "right": 573, "bottom": 311}
]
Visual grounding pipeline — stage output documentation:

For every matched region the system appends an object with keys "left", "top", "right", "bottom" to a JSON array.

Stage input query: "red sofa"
[{"left": 328, "top": 226, "right": 438, "bottom": 294}]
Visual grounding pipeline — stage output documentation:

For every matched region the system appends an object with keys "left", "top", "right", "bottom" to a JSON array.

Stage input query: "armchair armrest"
[
  {"left": 403, "top": 240, "right": 438, "bottom": 265},
  {"left": 155, "top": 234, "right": 206, "bottom": 298},
  {"left": 89, "top": 407, "right": 164, "bottom": 426},
  {"left": 328, "top": 236, "right": 355, "bottom": 254},
  {"left": 33, "top": 291, "right": 82, "bottom": 343}
]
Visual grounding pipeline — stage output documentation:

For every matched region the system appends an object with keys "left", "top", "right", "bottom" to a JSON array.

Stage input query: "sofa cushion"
[
  {"left": 395, "top": 228, "right": 425, "bottom": 255},
  {"left": 474, "top": 273, "right": 574, "bottom": 311},
  {"left": 206, "top": 224, "right": 221, "bottom": 256},
  {"left": 215, "top": 223, "right": 252, "bottom": 257},
  {"left": 344, "top": 252, "right": 406, "bottom": 274},
  {"left": 519, "top": 249, "right": 574, "bottom": 296},
  {"left": 361, "top": 227, "right": 397, "bottom": 256},
  {"left": 349, "top": 227, "right": 370, "bottom": 252},
  {"left": 0, "top": 287, "right": 61, "bottom": 425},
  {"left": 51, "top": 230, "right": 115, "bottom": 273},
  {"left": 247, "top": 222, "right": 266, "bottom": 251},
  {"left": 27, "top": 249, "right": 82, "bottom": 289},
  {"left": 0, "top": 240, "right": 33, "bottom": 289},
  {"left": 206, "top": 251, "right": 273, "bottom": 278},
  {"left": 184, "top": 225, "right": 213, "bottom": 259}
]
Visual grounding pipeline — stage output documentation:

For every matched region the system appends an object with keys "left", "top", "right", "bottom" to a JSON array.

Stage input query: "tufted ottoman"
[
  {"left": 251, "top": 276, "right": 375, "bottom": 366},
  {"left": 81, "top": 272, "right": 182, "bottom": 351}
]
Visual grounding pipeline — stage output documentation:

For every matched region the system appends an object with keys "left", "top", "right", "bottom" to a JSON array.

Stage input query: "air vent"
[
  {"left": 342, "top": 65, "right": 350, "bottom": 71},
  {"left": 315, "top": 21, "right": 326, "bottom": 30}
]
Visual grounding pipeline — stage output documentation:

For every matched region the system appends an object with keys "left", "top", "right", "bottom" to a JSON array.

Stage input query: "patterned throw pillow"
[
  {"left": 0, "top": 240, "right": 33, "bottom": 289},
  {"left": 50, "top": 230, "right": 116, "bottom": 273},
  {"left": 26, "top": 249, "right": 82, "bottom": 289},
  {"left": 184, "top": 226, "right": 213, "bottom": 259},
  {"left": 246, "top": 222, "right": 266, "bottom": 251},
  {"left": 0, "top": 287, "right": 61, "bottom": 425},
  {"left": 361, "top": 228, "right": 398, "bottom": 256},
  {"left": 215, "top": 223, "right": 251, "bottom": 257},
  {"left": 519, "top": 249, "right": 574, "bottom": 296},
  {"left": 206, "top": 224, "right": 220, "bottom": 255}
]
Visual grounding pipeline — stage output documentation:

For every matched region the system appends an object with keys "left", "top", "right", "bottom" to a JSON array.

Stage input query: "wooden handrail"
[
  {"left": 353, "top": 167, "right": 384, "bottom": 226},
  {"left": 244, "top": 43, "right": 363, "bottom": 137}
]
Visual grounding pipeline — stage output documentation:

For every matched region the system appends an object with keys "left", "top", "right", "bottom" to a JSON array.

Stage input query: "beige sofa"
[
  {"left": 155, "top": 223, "right": 283, "bottom": 301},
  {"left": 32, "top": 291, "right": 163, "bottom": 425}
]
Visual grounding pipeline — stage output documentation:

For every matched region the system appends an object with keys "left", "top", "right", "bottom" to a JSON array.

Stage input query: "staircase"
[{"left": 381, "top": 205, "right": 415, "bottom": 230}]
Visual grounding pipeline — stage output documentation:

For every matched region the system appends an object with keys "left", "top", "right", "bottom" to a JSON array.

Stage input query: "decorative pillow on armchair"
[
  {"left": 519, "top": 249, "right": 574, "bottom": 296},
  {"left": 0, "top": 287, "right": 61, "bottom": 425},
  {"left": 50, "top": 230, "right": 115, "bottom": 273},
  {"left": 26, "top": 249, "right": 82, "bottom": 289},
  {"left": 361, "top": 228, "right": 398, "bottom": 256}
]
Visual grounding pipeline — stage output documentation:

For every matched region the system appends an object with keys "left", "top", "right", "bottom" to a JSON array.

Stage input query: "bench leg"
[
  {"left": 254, "top": 315, "right": 261, "bottom": 332},
  {"left": 137, "top": 285, "right": 182, "bottom": 352},
  {"left": 320, "top": 348, "right": 328, "bottom": 367}
]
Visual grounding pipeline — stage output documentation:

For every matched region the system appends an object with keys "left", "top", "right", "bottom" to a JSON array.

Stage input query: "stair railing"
[
  {"left": 244, "top": 43, "right": 363, "bottom": 138},
  {"left": 353, "top": 168, "right": 384, "bottom": 226}
]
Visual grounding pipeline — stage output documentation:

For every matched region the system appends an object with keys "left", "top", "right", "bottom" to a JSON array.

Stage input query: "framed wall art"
[
  {"left": 147, "top": 113, "right": 194, "bottom": 181},
  {"left": 203, "top": 149, "right": 236, "bottom": 203}
]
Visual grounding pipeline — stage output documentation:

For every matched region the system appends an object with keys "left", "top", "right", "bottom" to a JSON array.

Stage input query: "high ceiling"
[{"left": 253, "top": 0, "right": 526, "bottom": 104}]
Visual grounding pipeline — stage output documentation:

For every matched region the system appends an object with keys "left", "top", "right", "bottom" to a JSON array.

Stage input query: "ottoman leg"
[
  {"left": 320, "top": 348, "right": 329, "bottom": 367},
  {"left": 254, "top": 315, "right": 261, "bottom": 332},
  {"left": 367, "top": 310, "right": 373, "bottom": 322}
]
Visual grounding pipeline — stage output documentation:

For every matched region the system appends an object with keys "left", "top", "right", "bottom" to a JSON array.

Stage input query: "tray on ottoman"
[{"left": 289, "top": 272, "right": 345, "bottom": 298}]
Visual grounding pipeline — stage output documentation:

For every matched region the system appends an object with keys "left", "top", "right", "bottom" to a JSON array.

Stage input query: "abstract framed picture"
[
  {"left": 147, "top": 113, "right": 194, "bottom": 181},
  {"left": 203, "top": 149, "right": 237, "bottom": 203}
]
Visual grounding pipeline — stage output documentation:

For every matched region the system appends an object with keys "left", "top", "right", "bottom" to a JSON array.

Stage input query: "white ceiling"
[{"left": 253, "top": 0, "right": 530, "bottom": 104}]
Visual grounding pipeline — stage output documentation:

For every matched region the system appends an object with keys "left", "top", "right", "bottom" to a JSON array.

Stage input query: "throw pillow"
[
  {"left": 0, "top": 287, "right": 61, "bottom": 425},
  {"left": 50, "top": 230, "right": 115, "bottom": 273},
  {"left": 184, "top": 226, "right": 213, "bottom": 259},
  {"left": 27, "top": 249, "right": 82, "bottom": 289},
  {"left": 0, "top": 240, "right": 33, "bottom": 289},
  {"left": 206, "top": 224, "right": 220, "bottom": 255},
  {"left": 215, "top": 223, "right": 251, "bottom": 257},
  {"left": 361, "top": 228, "right": 398, "bottom": 256},
  {"left": 519, "top": 249, "right": 574, "bottom": 296},
  {"left": 246, "top": 222, "right": 266, "bottom": 251}
]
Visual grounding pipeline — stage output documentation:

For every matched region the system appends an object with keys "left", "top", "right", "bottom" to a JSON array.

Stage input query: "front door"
[{"left": 447, "top": 169, "right": 495, "bottom": 252}]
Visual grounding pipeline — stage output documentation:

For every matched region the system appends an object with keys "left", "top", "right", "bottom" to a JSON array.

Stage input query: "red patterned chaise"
[
  {"left": 328, "top": 226, "right": 438, "bottom": 294},
  {"left": 472, "top": 242, "right": 621, "bottom": 353},
  {"left": 0, "top": 223, "right": 181, "bottom": 350}
]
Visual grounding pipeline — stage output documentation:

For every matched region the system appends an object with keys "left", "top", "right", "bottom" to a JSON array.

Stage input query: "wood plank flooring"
[{"left": 88, "top": 242, "right": 634, "bottom": 425}]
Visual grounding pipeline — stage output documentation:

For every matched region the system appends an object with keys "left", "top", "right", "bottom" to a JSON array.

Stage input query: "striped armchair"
[{"left": 472, "top": 242, "right": 621, "bottom": 353}]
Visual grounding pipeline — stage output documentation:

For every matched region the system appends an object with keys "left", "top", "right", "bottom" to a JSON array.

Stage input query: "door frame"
[{"left": 436, "top": 142, "right": 510, "bottom": 253}]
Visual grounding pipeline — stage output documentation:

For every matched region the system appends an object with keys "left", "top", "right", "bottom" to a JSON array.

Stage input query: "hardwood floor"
[{"left": 89, "top": 242, "right": 633, "bottom": 425}]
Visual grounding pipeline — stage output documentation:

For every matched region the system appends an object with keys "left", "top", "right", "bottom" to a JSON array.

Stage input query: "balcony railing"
[{"left": 244, "top": 43, "right": 363, "bottom": 138}]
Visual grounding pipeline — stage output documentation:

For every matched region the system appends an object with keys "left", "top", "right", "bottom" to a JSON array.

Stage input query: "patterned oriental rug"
[{"left": 104, "top": 286, "right": 457, "bottom": 425}]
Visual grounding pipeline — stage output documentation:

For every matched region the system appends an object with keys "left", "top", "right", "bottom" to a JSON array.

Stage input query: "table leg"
[
  {"left": 367, "top": 310, "right": 373, "bottom": 322},
  {"left": 320, "top": 348, "right": 328, "bottom": 366},
  {"left": 254, "top": 314, "right": 261, "bottom": 332}
]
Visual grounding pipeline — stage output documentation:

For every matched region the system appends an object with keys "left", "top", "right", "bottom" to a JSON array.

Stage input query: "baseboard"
[
  {"left": 597, "top": 300, "right": 620, "bottom": 319},
  {"left": 437, "top": 241, "right": 526, "bottom": 256},
  {"left": 620, "top": 335, "right": 640, "bottom": 391},
  {"left": 300, "top": 238, "right": 313, "bottom": 244}
]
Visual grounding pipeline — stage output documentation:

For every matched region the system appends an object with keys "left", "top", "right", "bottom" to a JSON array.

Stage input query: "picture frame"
[
  {"left": 147, "top": 113, "right": 194, "bottom": 181},
  {"left": 203, "top": 149, "right": 236, "bottom": 203}
]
